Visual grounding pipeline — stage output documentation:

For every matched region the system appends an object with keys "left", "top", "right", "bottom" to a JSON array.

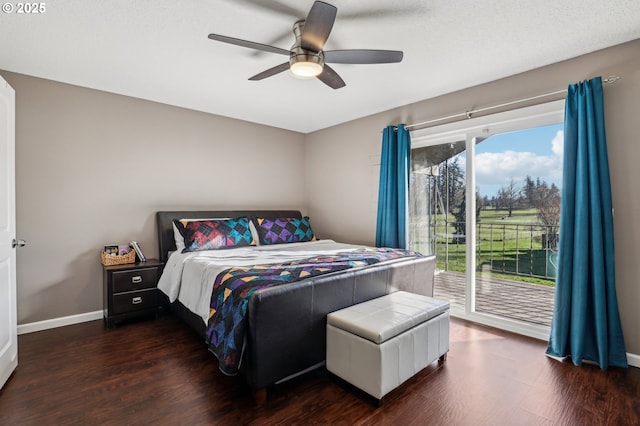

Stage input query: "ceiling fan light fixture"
[
  {"left": 289, "top": 46, "right": 324, "bottom": 78},
  {"left": 290, "top": 60, "right": 323, "bottom": 78}
]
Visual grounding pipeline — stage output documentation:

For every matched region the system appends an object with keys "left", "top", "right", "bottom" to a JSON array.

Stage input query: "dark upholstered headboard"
[{"left": 156, "top": 210, "right": 303, "bottom": 262}]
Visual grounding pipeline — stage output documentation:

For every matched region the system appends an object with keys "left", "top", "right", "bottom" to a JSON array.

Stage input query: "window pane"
[
  {"left": 473, "top": 123, "right": 562, "bottom": 326},
  {"left": 410, "top": 140, "right": 467, "bottom": 308}
]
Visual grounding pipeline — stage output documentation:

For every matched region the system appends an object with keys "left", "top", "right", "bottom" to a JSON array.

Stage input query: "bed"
[{"left": 155, "top": 209, "right": 436, "bottom": 395}]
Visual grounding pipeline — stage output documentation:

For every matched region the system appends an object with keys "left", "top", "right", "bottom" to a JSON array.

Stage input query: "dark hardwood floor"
[{"left": 1, "top": 314, "right": 638, "bottom": 425}]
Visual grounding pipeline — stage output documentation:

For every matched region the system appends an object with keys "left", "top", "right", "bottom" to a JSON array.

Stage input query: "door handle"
[{"left": 12, "top": 239, "right": 26, "bottom": 248}]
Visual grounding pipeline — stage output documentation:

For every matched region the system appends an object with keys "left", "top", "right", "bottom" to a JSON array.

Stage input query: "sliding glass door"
[
  {"left": 473, "top": 125, "right": 562, "bottom": 327},
  {"left": 410, "top": 139, "right": 467, "bottom": 308},
  {"left": 409, "top": 101, "right": 564, "bottom": 339}
]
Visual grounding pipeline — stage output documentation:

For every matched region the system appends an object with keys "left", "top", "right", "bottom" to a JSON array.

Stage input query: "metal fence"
[{"left": 411, "top": 221, "right": 559, "bottom": 280}]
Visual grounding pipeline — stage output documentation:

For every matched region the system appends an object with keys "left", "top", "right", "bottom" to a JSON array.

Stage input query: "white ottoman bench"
[{"left": 326, "top": 291, "right": 450, "bottom": 401}]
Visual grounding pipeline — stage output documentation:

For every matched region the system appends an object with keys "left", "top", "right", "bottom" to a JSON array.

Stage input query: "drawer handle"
[
  {"left": 132, "top": 297, "right": 143, "bottom": 305},
  {"left": 131, "top": 276, "right": 143, "bottom": 284}
]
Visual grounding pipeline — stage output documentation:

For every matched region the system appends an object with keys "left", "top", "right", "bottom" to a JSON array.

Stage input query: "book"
[{"left": 129, "top": 241, "right": 146, "bottom": 262}]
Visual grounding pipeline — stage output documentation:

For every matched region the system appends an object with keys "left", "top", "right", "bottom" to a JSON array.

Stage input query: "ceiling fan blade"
[
  {"left": 208, "top": 33, "right": 290, "bottom": 56},
  {"left": 250, "top": 31, "right": 291, "bottom": 57},
  {"left": 317, "top": 64, "right": 345, "bottom": 89},
  {"left": 233, "top": 0, "right": 304, "bottom": 19},
  {"left": 324, "top": 50, "right": 404, "bottom": 64},
  {"left": 339, "top": 6, "right": 428, "bottom": 21},
  {"left": 248, "top": 62, "right": 291, "bottom": 81},
  {"left": 301, "top": 1, "right": 337, "bottom": 53}
]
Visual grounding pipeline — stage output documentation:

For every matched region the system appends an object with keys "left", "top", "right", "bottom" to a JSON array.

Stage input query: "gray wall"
[
  {"left": 1, "top": 71, "right": 306, "bottom": 324},
  {"left": 305, "top": 38, "right": 640, "bottom": 356}
]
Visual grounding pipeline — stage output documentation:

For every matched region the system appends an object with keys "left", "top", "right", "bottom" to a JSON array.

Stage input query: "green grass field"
[{"left": 429, "top": 208, "right": 558, "bottom": 287}]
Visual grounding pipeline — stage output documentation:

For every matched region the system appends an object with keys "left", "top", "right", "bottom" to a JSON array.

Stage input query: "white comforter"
[{"left": 157, "top": 239, "right": 365, "bottom": 324}]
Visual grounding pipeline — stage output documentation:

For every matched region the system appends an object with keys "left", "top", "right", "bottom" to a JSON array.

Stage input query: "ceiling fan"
[{"left": 208, "top": 1, "right": 403, "bottom": 89}]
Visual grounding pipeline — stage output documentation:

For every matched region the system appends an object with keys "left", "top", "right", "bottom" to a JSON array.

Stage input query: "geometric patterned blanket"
[{"left": 205, "top": 247, "right": 420, "bottom": 375}]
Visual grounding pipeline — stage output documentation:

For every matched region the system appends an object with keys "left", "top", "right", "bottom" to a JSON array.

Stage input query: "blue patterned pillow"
[
  {"left": 174, "top": 217, "right": 255, "bottom": 252},
  {"left": 254, "top": 217, "right": 316, "bottom": 245}
]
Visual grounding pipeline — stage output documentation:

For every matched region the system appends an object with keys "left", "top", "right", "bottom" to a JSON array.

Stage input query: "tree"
[
  {"left": 519, "top": 176, "right": 562, "bottom": 248},
  {"left": 522, "top": 175, "right": 536, "bottom": 208},
  {"left": 496, "top": 178, "right": 520, "bottom": 217},
  {"left": 437, "top": 156, "right": 465, "bottom": 218},
  {"left": 476, "top": 190, "right": 484, "bottom": 222},
  {"left": 536, "top": 183, "right": 561, "bottom": 227},
  {"left": 453, "top": 195, "right": 466, "bottom": 237},
  {"left": 435, "top": 156, "right": 466, "bottom": 238}
]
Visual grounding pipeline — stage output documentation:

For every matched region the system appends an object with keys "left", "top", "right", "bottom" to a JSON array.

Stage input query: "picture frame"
[{"left": 103, "top": 244, "right": 119, "bottom": 256}]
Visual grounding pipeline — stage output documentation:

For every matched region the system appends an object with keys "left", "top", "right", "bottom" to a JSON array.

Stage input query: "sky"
[{"left": 457, "top": 123, "right": 564, "bottom": 198}]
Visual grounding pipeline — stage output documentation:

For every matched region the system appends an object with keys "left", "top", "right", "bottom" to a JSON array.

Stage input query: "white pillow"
[{"left": 172, "top": 218, "right": 260, "bottom": 252}]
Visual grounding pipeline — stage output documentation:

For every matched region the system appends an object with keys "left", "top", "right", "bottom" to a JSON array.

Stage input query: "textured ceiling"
[{"left": 1, "top": 0, "right": 639, "bottom": 133}]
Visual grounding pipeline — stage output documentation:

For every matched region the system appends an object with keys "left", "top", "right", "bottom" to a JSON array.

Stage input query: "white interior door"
[{"left": 0, "top": 75, "right": 17, "bottom": 389}]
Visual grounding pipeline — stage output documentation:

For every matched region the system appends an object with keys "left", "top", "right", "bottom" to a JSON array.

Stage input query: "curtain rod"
[{"left": 402, "top": 75, "right": 620, "bottom": 131}]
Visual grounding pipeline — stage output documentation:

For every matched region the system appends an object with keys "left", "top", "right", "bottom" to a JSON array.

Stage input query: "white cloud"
[
  {"left": 447, "top": 130, "right": 565, "bottom": 197},
  {"left": 440, "top": 130, "right": 564, "bottom": 197},
  {"left": 551, "top": 130, "right": 564, "bottom": 157},
  {"left": 475, "top": 150, "right": 561, "bottom": 187}
]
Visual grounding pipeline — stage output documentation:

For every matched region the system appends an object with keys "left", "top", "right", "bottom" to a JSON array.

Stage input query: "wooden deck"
[{"left": 434, "top": 270, "right": 555, "bottom": 326}]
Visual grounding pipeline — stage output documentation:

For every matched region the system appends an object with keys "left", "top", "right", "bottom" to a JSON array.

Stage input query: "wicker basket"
[{"left": 101, "top": 249, "right": 136, "bottom": 266}]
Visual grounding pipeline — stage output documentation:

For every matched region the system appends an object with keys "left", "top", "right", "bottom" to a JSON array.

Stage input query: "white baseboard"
[
  {"left": 17, "top": 310, "right": 103, "bottom": 335},
  {"left": 627, "top": 352, "right": 640, "bottom": 368}
]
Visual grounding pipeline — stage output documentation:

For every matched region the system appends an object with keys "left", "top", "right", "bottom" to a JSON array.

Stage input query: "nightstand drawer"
[
  {"left": 112, "top": 289, "right": 158, "bottom": 315},
  {"left": 112, "top": 268, "right": 159, "bottom": 293},
  {"left": 103, "top": 258, "right": 164, "bottom": 328}
]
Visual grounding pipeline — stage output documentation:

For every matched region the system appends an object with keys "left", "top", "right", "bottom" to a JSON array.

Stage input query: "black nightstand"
[{"left": 102, "top": 259, "right": 164, "bottom": 328}]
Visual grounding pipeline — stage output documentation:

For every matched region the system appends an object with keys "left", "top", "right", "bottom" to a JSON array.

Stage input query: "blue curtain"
[
  {"left": 546, "top": 77, "right": 627, "bottom": 369},
  {"left": 376, "top": 124, "right": 410, "bottom": 249}
]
